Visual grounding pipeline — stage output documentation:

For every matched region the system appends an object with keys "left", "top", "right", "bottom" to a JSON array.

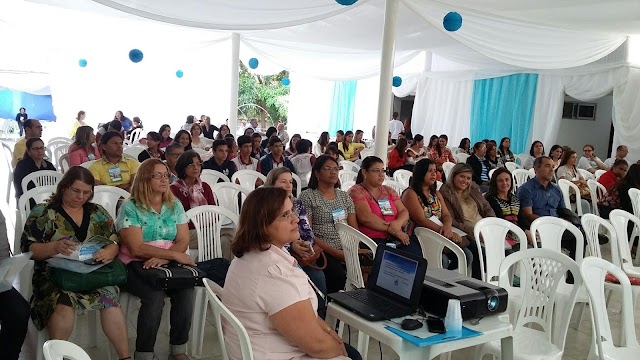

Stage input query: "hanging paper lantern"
[
  {"left": 78, "top": 59, "right": 87, "bottom": 67},
  {"left": 281, "top": 77, "right": 290, "bottom": 86},
  {"left": 443, "top": 12, "right": 463, "bottom": 32},
  {"left": 128, "top": 49, "right": 144, "bottom": 63},
  {"left": 392, "top": 76, "right": 402, "bottom": 87},
  {"left": 248, "top": 58, "right": 259, "bottom": 69},
  {"left": 335, "top": 0, "right": 358, "bottom": 5},
  {"left": 176, "top": 70, "right": 184, "bottom": 78}
]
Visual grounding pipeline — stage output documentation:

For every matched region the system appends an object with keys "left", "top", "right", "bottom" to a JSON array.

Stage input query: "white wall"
[{"left": 555, "top": 94, "right": 613, "bottom": 156}]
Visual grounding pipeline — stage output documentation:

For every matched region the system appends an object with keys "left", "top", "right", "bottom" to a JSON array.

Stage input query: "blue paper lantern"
[
  {"left": 128, "top": 49, "right": 144, "bottom": 63},
  {"left": 248, "top": 58, "right": 259, "bottom": 69},
  {"left": 281, "top": 77, "right": 290, "bottom": 86},
  {"left": 335, "top": 0, "right": 358, "bottom": 5},
  {"left": 176, "top": 70, "right": 184, "bottom": 78},
  {"left": 78, "top": 59, "right": 87, "bottom": 67},
  {"left": 392, "top": 76, "right": 402, "bottom": 87},
  {"left": 443, "top": 12, "right": 463, "bottom": 32}
]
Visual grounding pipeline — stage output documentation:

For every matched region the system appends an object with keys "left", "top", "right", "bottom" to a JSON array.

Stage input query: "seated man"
[
  {"left": 604, "top": 145, "right": 628, "bottom": 168},
  {"left": 251, "top": 132, "right": 266, "bottom": 160},
  {"left": 232, "top": 135, "right": 261, "bottom": 173},
  {"left": 12, "top": 119, "right": 43, "bottom": 168},
  {"left": 164, "top": 143, "right": 184, "bottom": 184},
  {"left": 203, "top": 139, "right": 237, "bottom": 179},
  {"left": 88, "top": 131, "right": 139, "bottom": 192},
  {"left": 259, "top": 136, "right": 296, "bottom": 176},
  {"left": 578, "top": 144, "right": 607, "bottom": 174},
  {"left": 598, "top": 159, "right": 628, "bottom": 191}
]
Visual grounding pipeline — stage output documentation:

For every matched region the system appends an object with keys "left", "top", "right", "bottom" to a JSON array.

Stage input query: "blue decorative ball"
[
  {"left": 176, "top": 70, "right": 184, "bottom": 78},
  {"left": 78, "top": 59, "right": 87, "bottom": 67},
  {"left": 281, "top": 78, "right": 290, "bottom": 86},
  {"left": 128, "top": 49, "right": 144, "bottom": 63},
  {"left": 248, "top": 58, "right": 259, "bottom": 69},
  {"left": 335, "top": 0, "right": 358, "bottom": 5},
  {"left": 443, "top": 12, "right": 463, "bottom": 32},
  {"left": 392, "top": 76, "right": 402, "bottom": 87}
]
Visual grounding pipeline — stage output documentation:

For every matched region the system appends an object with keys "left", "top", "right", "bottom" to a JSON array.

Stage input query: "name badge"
[
  {"left": 108, "top": 166, "right": 122, "bottom": 182},
  {"left": 378, "top": 199, "right": 394, "bottom": 216},
  {"left": 332, "top": 208, "right": 347, "bottom": 224},
  {"left": 88, "top": 153, "right": 96, "bottom": 161}
]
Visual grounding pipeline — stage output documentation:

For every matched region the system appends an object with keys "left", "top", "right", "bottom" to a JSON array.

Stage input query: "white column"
[
  {"left": 374, "top": 0, "right": 399, "bottom": 165},
  {"left": 228, "top": 33, "right": 241, "bottom": 135}
]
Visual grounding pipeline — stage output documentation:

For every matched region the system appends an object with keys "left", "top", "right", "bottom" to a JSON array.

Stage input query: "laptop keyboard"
[{"left": 348, "top": 290, "right": 410, "bottom": 318}]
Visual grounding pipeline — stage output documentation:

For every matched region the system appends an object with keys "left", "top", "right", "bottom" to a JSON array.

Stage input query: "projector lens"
[{"left": 487, "top": 295, "right": 499, "bottom": 311}]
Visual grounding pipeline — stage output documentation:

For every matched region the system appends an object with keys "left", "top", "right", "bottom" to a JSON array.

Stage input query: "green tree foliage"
[{"left": 237, "top": 62, "right": 289, "bottom": 127}]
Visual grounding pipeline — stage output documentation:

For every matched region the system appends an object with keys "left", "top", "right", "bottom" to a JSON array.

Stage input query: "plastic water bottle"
[{"left": 444, "top": 299, "right": 463, "bottom": 337}]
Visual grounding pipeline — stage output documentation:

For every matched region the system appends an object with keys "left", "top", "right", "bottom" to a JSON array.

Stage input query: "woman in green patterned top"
[{"left": 21, "top": 166, "right": 130, "bottom": 360}]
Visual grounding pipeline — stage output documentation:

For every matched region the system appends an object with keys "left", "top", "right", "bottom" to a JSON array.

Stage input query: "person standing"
[
  {"left": 15, "top": 107, "right": 27, "bottom": 137},
  {"left": 388, "top": 112, "right": 403, "bottom": 144}
]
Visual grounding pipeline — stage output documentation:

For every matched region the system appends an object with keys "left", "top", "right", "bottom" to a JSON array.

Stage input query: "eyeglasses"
[
  {"left": 30, "top": 146, "right": 45, "bottom": 151},
  {"left": 321, "top": 166, "right": 339, "bottom": 173},
  {"left": 187, "top": 162, "right": 202, "bottom": 169},
  {"left": 276, "top": 210, "right": 298, "bottom": 222},
  {"left": 68, "top": 187, "right": 92, "bottom": 198},
  {"left": 151, "top": 172, "right": 170, "bottom": 179},
  {"left": 367, "top": 168, "right": 387, "bottom": 174}
]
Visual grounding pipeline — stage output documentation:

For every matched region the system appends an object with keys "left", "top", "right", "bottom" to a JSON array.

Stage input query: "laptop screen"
[{"left": 373, "top": 248, "right": 420, "bottom": 300}]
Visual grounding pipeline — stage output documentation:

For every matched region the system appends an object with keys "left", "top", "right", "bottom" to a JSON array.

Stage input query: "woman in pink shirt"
[
  {"left": 68, "top": 125, "right": 101, "bottom": 166},
  {"left": 222, "top": 187, "right": 361, "bottom": 360}
]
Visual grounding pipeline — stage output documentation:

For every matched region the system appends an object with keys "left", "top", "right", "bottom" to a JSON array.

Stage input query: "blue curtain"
[
  {"left": 469, "top": 74, "right": 538, "bottom": 154},
  {"left": 328, "top": 80, "right": 357, "bottom": 134},
  {"left": 0, "top": 88, "right": 56, "bottom": 121}
]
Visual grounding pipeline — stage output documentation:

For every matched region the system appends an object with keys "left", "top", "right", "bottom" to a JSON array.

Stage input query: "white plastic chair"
[
  {"left": 231, "top": 169, "right": 265, "bottom": 191},
  {"left": 594, "top": 169, "right": 606, "bottom": 180},
  {"left": 43, "top": 339, "right": 91, "bottom": 360},
  {"left": 201, "top": 169, "right": 231, "bottom": 187},
  {"left": 338, "top": 169, "right": 358, "bottom": 185},
  {"left": 80, "top": 160, "right": 97, "bottom": 169},
  {"left": 587, "top": 179, "right": 606, "bottom": 216},
  {"left": 474, "top": 217, "right": 527, "bottom": 283},
  {"left": 436, "top": 180, "right": 443, "bottom": 190},
  {"left": 474, "top": 248, "right": 582, "bottom": 360},
  {"left": 1, "top": 141, "right": 14, "bottom": 203},
  {"left": 341, "top": 180, "right": 356, "bottom": 192},
  {"left": 46, "top": 140, "right": 71, "bottom": 167},
  {"left": 123, "top": 146, "right": 144, "bottom": 159},
  {"left": 212, "top": 182, "right": 251, "bottom": 215},
  {"left": 454, "top": 153, "right": 469, "bottom": 164},
  {"left": 192, "top": 148, "right": 208, "bottom": 156},
  {"left": 129, "top": 128, "right": 144, "bottom": 144},
  {"left": 203, "top": 279, "right": 255, "bottom": 360},
  {"left": 627, "top": 188, "right": 640, "bottom": 263},
  {"left": 47, "top": 137, "right": 73, "bottom": 145},
  {"left": 580, "top": 257, "right": 640, "bottom": 360},
  {"left": 578, "top": 168, "right": 595, "bottom": 181},
  {"left": 607, "top": 210, "right": 640, "bottom": 312},
  {"left": 558, "top": 179, "right": 585, "bottom": 216},
  {"left": 488, "top": 168, "right": 496, "bottom": 180},
  {"left": 21, "top": 170, "right": 62, "bottom": 196},
  {"left": 57, "top": 153, "right": 70, "bottom": 173},
  {"left": 340, "top": 160, "right": 360, "bottom": 172},
  {"left": 382, "top": 179, "right": 405, "bottom": 194},
  {"left": 92, "top": 186, "right": 130, "bottom": 220},
  {"left": 291, "top": 172, "right": 302, "bottom": 198},
  {"left": 393, "top": 169, "right": 412, "bottom": 188},
  {"left": 414, "top": 227, "right": 467, "bottom": 276},
  {"left": 15, "top": 186, "right": 56, "bottom": 254},
  {"left": 53, "top": 144, "right": 70, "bottom": 171},
  {"left": 442, "top": 162, "right": 455, "bottom": 180},
  {"left": 511, "top": 168, "right": 531, "bottom": 191},
  {"left": 504, "top": 161, "right": 521, "bottom": 172}
]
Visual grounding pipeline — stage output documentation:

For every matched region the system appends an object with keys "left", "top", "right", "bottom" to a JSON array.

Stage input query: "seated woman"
[
  {"left": 170, "top": 150, "right": 216, "bottom": 250},
  {"left": 337, "top": 131, "right": 364, "bottom": 162},
  {"left": 466, "top": 142, "right": 491, "bottom": 192},
  {"left": 289, "top": 139, "right": 316, "bottom": 189},
  {"left": 286, "top": 134, "right": 302, "bottom": 157},
  {"left": 486, "top": 143, "right": 500, "bottom": 169},
  {"left": 387, "top": 138, "right": 411, "bottom": 175},
  {"left": 138, "top": 131, "right": 165, "bottom": 162},
  {"left": 324, "top": 144, "right": 345, "bottom": 164},
  {"left": 215, "top": 124, "right": 230, "bottom": 140},
  {"left": 401, "top": 159, "right": 471, "bottom": 271},
  {"left": 299, "top": 155, "right": 358, "bottom": 294},
  {"left": 484, "top": 168, "right": 533, "bottom": 252},
  {"left": 116, "top": 159, "right": 195, "bottom": 360},
  {"left": 173, "top": 130, "right": 193, "bottom": 151},
  {"left": 200, "top": 116, "right": 218, "bottom": 140},
  {"left": 497, "top": 137, "right": 516, "bottom": 166},
  {"left": 522, "top": 141, "right": 545, "bottom": 170},
  {"left": 68, "top": 126, "right": 101, "bottom": 166},
  {"left": 14, "top": 137, "right": 56, "bottom": 200},
  {"left": 457, "top": 138, "right": 471, "bottom": 155},
  {"left": 348, "top": 156, "right": 422, "bottom": 256},
  {"left": 600, "top": 163, "right": 640, "bottom": 219},
  {"left": 549, "top": 145, "right": 563, "bottom": 170},
  {"left": 222, "top": 187, "right": 360, "bottom": 360},
  {"left": 314, "top": 132, "right": 330, "bottom": 157},
  {"left": 426, "top": 135, "right": 438, "bottom": 154},
  {"left": 439, "top": 163, "right": 494, "bottom": 279},
  {"left": 406, "top": 134, "right": 428, "bottom": 165},
  {"left": 159, "top": 124, "right": 173, "bottom": 149},
  {"left": 428, "top": 135, "right": 456, "bottom": 172},
  {"left": 556, "top": 150, "right": 592, "bottom": 214},
  {"left": 190, "top": 123, "right": 212, "bottom": 151},
  {"left": 21, "top": 167, "right": 130, "bottom": 359}
]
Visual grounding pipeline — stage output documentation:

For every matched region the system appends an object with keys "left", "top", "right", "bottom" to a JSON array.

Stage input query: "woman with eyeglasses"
[
  {"left": 170, "top": 150, "right": 215, "bottom": 250},
  {"left": 299, "top": 155, "right": 358, "bottom": 294},
  {"left": 14, "top": 137, "right": 56, "bottom": 200},
  {"left": 21, "top": 166, "right": 130, "bottom": 360},
  {"left": 117, "top": 159, "right": 195, "bottom": 360},
  {"left": 349, "top": 156, "right": 422, "bottom": 256}
]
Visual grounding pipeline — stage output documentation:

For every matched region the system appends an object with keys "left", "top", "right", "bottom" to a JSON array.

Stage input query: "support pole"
[
  {"left": 229, "top": 33, "right": 240, "bottom": 135},
  {"left": 374, "top": 0, "right": 399, "bottom": 165}
]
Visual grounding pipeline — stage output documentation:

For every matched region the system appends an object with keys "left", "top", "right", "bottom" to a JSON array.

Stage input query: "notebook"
[{"left": 328, "top": 245, "right": 427, "bottom": 321}]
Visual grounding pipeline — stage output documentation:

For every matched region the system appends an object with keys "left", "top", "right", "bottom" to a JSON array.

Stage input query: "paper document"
[{"left": 54, "top": 236, "right": 113, "bottom": 262}]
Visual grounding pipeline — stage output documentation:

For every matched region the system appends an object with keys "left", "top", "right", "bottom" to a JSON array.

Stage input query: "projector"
[{"left": 420, "top": 269, "right": 508, "bottom": 320}]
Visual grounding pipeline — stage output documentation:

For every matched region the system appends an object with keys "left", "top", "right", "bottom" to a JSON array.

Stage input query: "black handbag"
[{"left": 128, "top": 261, "right": 205, "bottom": 290}]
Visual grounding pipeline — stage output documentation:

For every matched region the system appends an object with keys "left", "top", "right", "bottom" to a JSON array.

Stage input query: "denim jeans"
[
  {"left": 124, "top": 262, "right": 195, "bottom": 360},
  {"left": 0, "top": 287, "right": 29, "bottom": 360}
]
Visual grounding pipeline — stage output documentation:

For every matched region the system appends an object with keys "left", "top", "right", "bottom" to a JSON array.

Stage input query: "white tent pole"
[
  {"left": 374, "top": 0, "right": 399, "bottom": 165},
  {"left": 229, "top": 33, "right": 240, "bottom": 134}
]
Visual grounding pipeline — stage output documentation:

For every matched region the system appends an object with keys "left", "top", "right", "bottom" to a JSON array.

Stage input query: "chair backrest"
[
  {"left": 291, "top": 172, "right": 302, "bottom": 198},
  {"left": 499, "top": 248, "right": 581, "bottom": 352},
  {"left": 628, "top": 188, "right": 640, "bottom": 217},
  {"left": 129, "top": 128, "right": 144, "bottom": 144},
  {"left": 587, "top": 179, "right": 606, "bottom": 216},
  {"left": 594, "top": 169, "right": 606, "bottom": 180},
  {"left": 336, "top": 223, "right": 377, "bottom": 290},
  {"left": 436, "top": 180, "right": 443, "bottom": 190},
  {"left": 17, "top": 186, "right": 57, "bottom": 253},
  {"left": 186, "top": 206, "right": 239, "bottom": 261},
  {"left": 488, "top": 168, "right": 496, "bottom": 180},
  {"left": 201, "top": 169, "right": 231, "bottom": 187},
  {"left": 474, "top": 217, "right": 527, "bottom": 283},
  {"left": 45, "top": 147, "right": 53, "bottom": 163},
  {"left": 80, "top": 159, "right": 96, "bottom": 169},
  {"left": 92, "top": 185, "right": 131, "bottom": 220},
  {"left": 382, "top": 179, "right": 405, "bottom": 195},
  {"left": 47, "top": 140, "right": 71, "bottom": 166},
  {"left": 43, "top": 339, "right": 92, "bottom": 360},
  {"left": 511, "top": 169, "right": 531, "bottom": 191},
  {"left": 231, "top": 169, "right": 266, "bottom": 191},
  {"left": 53, "top": 143, "right": 70, "bottom": 169},
  {"left": 557, "top": 179, "right": 584, "bottom": 216},
  {"left": 192, "top": 148, "right": 208, "bottom": 156},
  {"left": 203, "top": 279, "right": 254, "bottom": 360},
  {"left": 580, "top": 257, "right": 640, "bottom": 359},
  {"left": 454, "top": 153, "right": 469, "bottom": 164},
  {"left": 123, "top": 146, "right": 144, "bottom": 159},
  {"left": 21, "top": 170, "right": 62, "bottom": 195},
  {"left": 393, "top": 169, "right": 412, "bottom": 188},
  {"left": 608, "top": 209, "right": 640, "bottom": 271},
  {"left": 442, "top": 162, "right": 455, "bottom": 180},
  {"left": 58, "top": 153, "right": 70, "bottom": 173},
  {"left": 504, "top": 161, "right": 521, "bottom": 172},
  {"left": 339, "top": 160, "right": 360, "bottom": 173},
  {"left": 47, "top": 137, "right": 72, "bottom": 145},
  {"left": 414, "top": 227, "right": 467, "bottom": 275},
  {"left": 581, "top": 214, "right": 616, "bottom": 259},
  {"left": 0, "top": 253, "right": 31, "bottom": 285},
  {"left": 341, "top": 180, "right": 356, "bottom": 192},
  {"left": 515, "top": 154, "right": 529, "bottom": 166},
  {"left": 1, "top": 141, "right": 13, "bottom": 169},
  {"left": 530, "top": 217, "right": 584, "bottom": 264},
  {"left": 338, "top": 169, "right": 358, "bottom": 185},
  {"left": 578, "top": 168, "right": 595, "bottom": 181},
  {"left": 212, "top": 182, "right": 251, "bottom": 215}
]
